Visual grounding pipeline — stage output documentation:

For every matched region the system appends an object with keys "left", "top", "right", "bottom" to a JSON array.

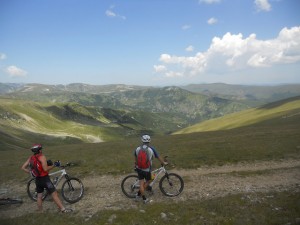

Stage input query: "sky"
[{"left": 0, "top": 0, "right": 299, "bottom": 86}]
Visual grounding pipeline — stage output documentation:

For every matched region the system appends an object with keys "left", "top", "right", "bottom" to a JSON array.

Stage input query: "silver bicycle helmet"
[{"left": 141, "top": 135, "right": 151, "bottom": 143}]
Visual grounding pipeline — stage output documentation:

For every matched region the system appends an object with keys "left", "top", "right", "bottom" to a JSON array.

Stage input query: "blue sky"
[{"left": 0, "top": 0, "right": 299, "bottom": 86}]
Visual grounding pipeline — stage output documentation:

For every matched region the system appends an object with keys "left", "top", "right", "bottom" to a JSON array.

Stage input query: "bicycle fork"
[
  {"left": 164, "top": 172, "right": 174, "bottom": 187},
  {"left": 64, "top": 174, "right": 75, "bottom": 191}
]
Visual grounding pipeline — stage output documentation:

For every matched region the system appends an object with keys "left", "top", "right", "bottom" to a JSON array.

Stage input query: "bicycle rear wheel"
[
  {"left": 121, "top": 174, "right": 140, "bottom": 198},
  {"left": 27, "top": 178, "right": 48, "bottom": 201},
  {"left": 61, "top": 177, "right": 84, "bottom": 203},
  {"left": 159, "top": 173, "right": 184, "bottom": 197}
]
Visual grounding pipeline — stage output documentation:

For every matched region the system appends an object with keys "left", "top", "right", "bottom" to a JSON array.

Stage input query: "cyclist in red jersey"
[{"left": 21, "top": 144, "right": 72, "bottom": 213}]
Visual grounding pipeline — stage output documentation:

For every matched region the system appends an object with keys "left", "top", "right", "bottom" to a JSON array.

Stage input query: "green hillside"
[
  {"left": 0, "top": 98, "right": 184, "bottom": 150},
  {"left": 1, "top": 85, "right": 300, "bottom": 225},
  {"left": 174, "top": 96, "right": 300, "bottom": 134},
  {"left": 1, "top": 96, "right": 300, "bottom": 180},
  {"left": 0, "top": 98, "right": 109, "bottom": 146},
  {"left": 2, "top": 84, "right": 251, "bottom": 124}
]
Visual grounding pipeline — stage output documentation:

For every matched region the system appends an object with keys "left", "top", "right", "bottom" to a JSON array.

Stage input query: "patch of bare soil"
[{"left": 1, "top": 159, "right": 299, "bottom": 219}]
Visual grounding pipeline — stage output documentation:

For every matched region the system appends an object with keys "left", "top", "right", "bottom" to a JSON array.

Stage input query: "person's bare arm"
[
  {"left": 21, "top": 158, "right": 31, "bottom": 174},
  {"left": 158, "top": 156, "right": 168, "bottom": 165},
  {"left": 39, "top": 155, "right": 54, "bottom": 172}
]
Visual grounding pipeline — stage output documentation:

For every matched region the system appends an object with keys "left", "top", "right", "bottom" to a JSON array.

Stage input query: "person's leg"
[
  {"left": 139, "top": 179, "right": 146, "bottom": 198},
  {"left": 51, "top": 191, "right": 64, "bottom": 211},
  {"left": 37, "top": 193, "right": 43, "bottom": 211},
  {"left": 141, "top": 171, "right": 151, "bottom": 203},
  {"left": 144, "top": 170, "right": 152, "bottom": 188},
  {"left": 35, "top": 178, "right": 44, "bottom": 211},
  {"left": 44, "top": 176, "right": 70, "bottom": 212}
]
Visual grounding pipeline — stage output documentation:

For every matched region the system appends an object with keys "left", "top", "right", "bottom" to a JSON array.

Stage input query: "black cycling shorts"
[
  {"left": 137, "top": 169, "right": 151, "bottom": 181},
  {"left": 35, "top": 175, "right": 56, "bottom": 194}
]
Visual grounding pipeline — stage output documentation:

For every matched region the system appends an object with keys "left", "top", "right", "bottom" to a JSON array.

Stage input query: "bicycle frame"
[
  {"left": 148, "top": 166, "right": 167, "bottom": 188},
  {"left": 130, "top": 166, "right": 166, "bottom": 190},
  {"left": 48, "top": 168, "right": 69, "bottom": 187}
]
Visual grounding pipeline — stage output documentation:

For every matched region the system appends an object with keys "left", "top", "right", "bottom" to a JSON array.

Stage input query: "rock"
[
  {"left": 108, "top": 214, "right": 117, "bottom": 224},
  {"left": 160, "top": 212, "right": 167, "bottom": 220}
]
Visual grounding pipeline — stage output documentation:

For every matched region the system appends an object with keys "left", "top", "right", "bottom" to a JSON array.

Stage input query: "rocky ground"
[{"left": 1, "top": 159, "right": 299, "bottom": 220}]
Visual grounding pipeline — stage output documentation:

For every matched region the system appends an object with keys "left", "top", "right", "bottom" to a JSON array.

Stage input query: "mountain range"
[{"left": 1, "top": 82, "right": 300, "bottom": 150}]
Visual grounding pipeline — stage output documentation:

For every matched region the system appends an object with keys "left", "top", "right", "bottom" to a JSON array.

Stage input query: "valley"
[
  {"left": 1, "top": 82, "right": 300, "bottom": 151},
  {"left": 0, "top": 82, "right": 299, "bottom": 224}
]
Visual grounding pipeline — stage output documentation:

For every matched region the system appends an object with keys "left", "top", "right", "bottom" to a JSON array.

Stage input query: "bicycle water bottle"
[{"left": 151, "top": 173, "right": 156, "bottom": 180}]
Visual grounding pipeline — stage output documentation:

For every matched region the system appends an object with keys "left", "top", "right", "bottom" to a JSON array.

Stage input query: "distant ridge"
[
  {"left": 181, "top": 83, "right": 300, "bottom": 103},
  {"left": 174, "top": 95, "right": 300, "bottom": 134},
  {"left": 2, "top": 82, "right": 300, "bottom": 104}
]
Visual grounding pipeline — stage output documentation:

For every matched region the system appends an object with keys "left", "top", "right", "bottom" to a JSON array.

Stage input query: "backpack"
[
  {"left": 29, "top": 155, "right": 43, "bottom": 177},
  {"left": 137, "top": 146, "right": 151, "bottom": 169}
]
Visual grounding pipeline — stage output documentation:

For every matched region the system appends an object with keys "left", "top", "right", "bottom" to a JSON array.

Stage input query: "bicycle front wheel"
[
  {"left": 159, "top": 173, "right": 184, "bottom": 197},
  {"left": 121, "top": 174, "right": 140, "bottom": 198},
  {"left": 27, "top": 178, "right": 48, "bottom": 201},
  {"left": 61, "top": 177, "right": 84, "bottom": 203}
]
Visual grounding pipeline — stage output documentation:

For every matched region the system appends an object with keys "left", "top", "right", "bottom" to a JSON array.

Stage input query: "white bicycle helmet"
[
  {"left": 31, "top": 144, "right": 43, "bottom": 154},
  {"left": 141, "top": 134, "right": 151, "bottom": 143}
]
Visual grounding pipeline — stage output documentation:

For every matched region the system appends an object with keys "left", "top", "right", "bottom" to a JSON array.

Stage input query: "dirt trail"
[{"left": 1, "top": 159, "right": 300, "bottom": 219}]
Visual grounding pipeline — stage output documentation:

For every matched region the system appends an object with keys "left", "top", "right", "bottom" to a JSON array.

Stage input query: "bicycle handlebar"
[
  {"left": 55, "top": 162, "right": 72, "bottom": 168},
  {"left": 161, "top": 156, "right": 169, "bottom": 167}
]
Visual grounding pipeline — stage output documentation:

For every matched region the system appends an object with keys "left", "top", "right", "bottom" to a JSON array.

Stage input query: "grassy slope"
[
  {"left": 0, "top": 98, "right": 111, "bottom": 144},
  {"left": 1, "top": 97, "right": 300, "bottom": 224},
  {"left": 1, "top": 100, "right": 299, "bottom": 181},
  {"left": 174, "top": 96, "right": 300, "bottom": 134},
  {"left": 1, "top": 191, "right": 299, "bottom": 225},
  {"left": 0, "top": 98, "right": 184, "bottom": 150},
  {"left": 0, "top": 98, "right": 147, "bottom": 150}
]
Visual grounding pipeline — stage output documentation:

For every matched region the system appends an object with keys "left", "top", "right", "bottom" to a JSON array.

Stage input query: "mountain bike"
[
  {"left": 27, "top": 162, "right": 84, "bottom": 204},
  {"left": 121, "top": 157, "right": 184, "bottom": 198}
]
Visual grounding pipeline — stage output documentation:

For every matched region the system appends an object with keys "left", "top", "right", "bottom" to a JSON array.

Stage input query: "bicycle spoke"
[
  {"left": 62, "top": 178, "right": 84, "bottom": 203},
  {"left": 159, "top": 173, "right": 184, "bottom": 197},
  {"left": 27, "top": 178, "right": 47, "bottom": 201},
  {"left": 163, "top": 179, "right": 180, "bottom": 194},
  {"left": 121, "top": 175, "right": 140, "bottom": 198}
]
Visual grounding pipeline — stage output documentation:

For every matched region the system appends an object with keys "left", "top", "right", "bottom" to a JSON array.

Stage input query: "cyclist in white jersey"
[{"left": 134, "top": 135, "right": 167, "bottom": 203}]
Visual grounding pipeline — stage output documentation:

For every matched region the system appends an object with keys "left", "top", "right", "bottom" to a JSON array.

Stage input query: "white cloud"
[
  {"left": 5, "top": 65, "right": 28, "bottom": 77},
  {"left": 182, "top": 24, "right": 191, "bottom": 30},
  {"left": 165, "top": 71, "right": 184, "bottom": 78},
  {"left": 105, "top": 10, "right": 116, "bottom": 18},
  {"left": 0, "top": 53, "right": 6, "bottom": 60},
  {"left": 185, "top": 45, "right": 194, "bottom": 52},
  {"left": 154, "top": 26, "right": 300, "bottom": 78},
  {"left": 199, "top": 0, "right": 221, "bottom": 4},
  {"left": 207, "top": 17, "right": 218, "bottom": 25},
  {"left": 153, "top": 65, "right": 167, "bottom": 73},
  {"left": 105, "top": 6, "right": 126, "bottom": 20},
  {"left": 255, "top": 0, "right": 271, "bottom": 12}
]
